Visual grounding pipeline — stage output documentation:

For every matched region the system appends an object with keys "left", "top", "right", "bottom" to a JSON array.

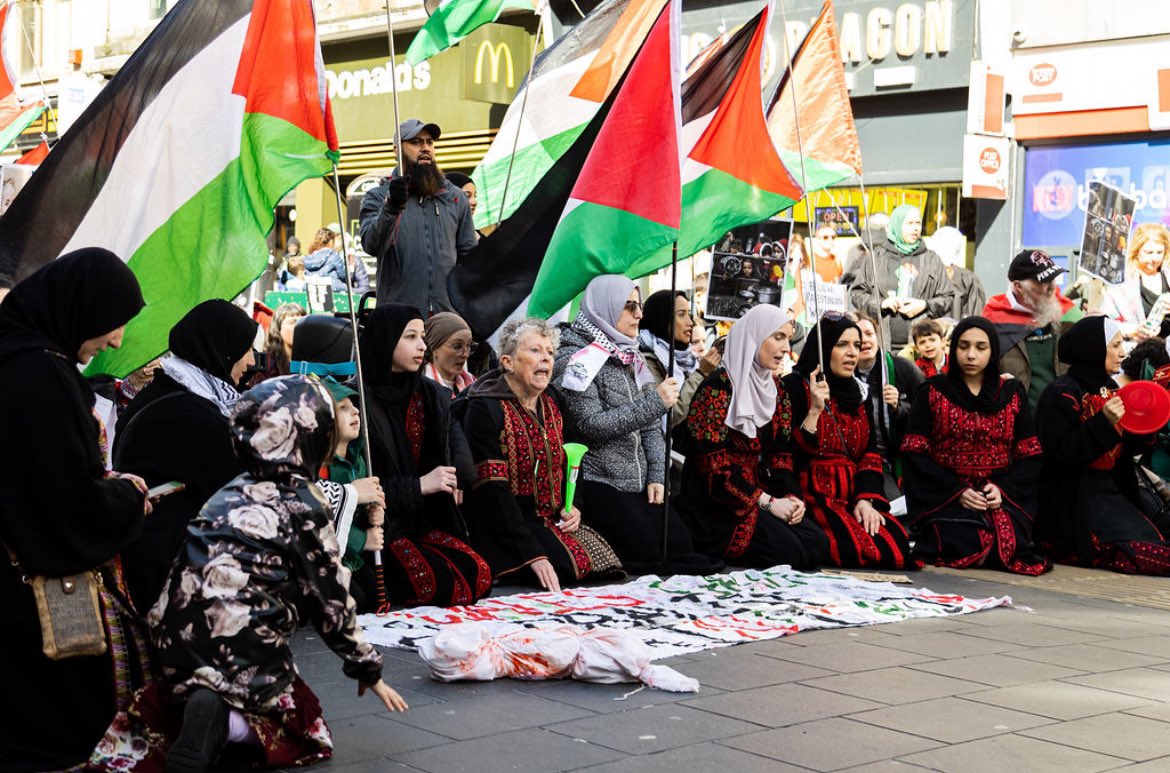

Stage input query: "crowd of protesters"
[{"left": 6, "top": 119, "right": 1170, "bottom": 773}]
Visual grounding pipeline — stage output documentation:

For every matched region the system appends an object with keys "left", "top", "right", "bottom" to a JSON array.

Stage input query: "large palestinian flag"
[
  {"left": 528, "top": 0, "right": 680, "bottom": 318},
  {"left": 0, "top": 0, "right": 335, "bottom": 377},
  {"left": 472, "top": 0, "right": 667, "bottom": 227}
]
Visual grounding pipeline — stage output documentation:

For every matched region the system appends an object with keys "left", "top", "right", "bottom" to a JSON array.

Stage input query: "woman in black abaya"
[
  {"left": 114, "top": 299, "right": 259, "bottom": 611},
  {"left": 0, "top": 248, "right": 152, "bottom": 772}
]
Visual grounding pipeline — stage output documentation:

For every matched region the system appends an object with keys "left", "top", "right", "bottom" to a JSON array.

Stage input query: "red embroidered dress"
[
  {"left": 463, "top": 386, "right": 623, "bottom": 585},
  {"left": 784, "top": 376, "right": 918, "bottom": 569},
  {"left": 675, "top": 371, "right": 828, "bottom": 569},
  {"left": 1036, "top": 375, "right": 1170, "bottom": 575},
  {"left": 901, "top": 378, "right": 1050, "bottom": 575}
]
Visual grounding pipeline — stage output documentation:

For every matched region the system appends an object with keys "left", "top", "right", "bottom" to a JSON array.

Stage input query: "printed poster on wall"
[{"left": 1078, "top": 181, "right": 1136, "bottom": 286}]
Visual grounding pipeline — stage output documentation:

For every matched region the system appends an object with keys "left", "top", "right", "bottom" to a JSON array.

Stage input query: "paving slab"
[
  {"left": 1005, "top": 643, "right": 1167, "bottom": 673},
  {"left": 1018, "top": 712, "right": 1170, "bottom": 762},
  {"left": 392, "top": 728, "right": 626, "bottom": 773},
  {"left": 387, "top": 690, "right": 595, "bottom": 740},
  {"left": 898, "top": 733, "right": 1128, "bottom": 772},
  {"left": 320, "top": 714, "right": 452, "bottom": 765},
  {"left": 1106, "top": 758, "right": 1170, "bottom": 772},
  {"left": 962, "top": 680, "right": 1153, "bottom": 720},
  {"left": 1063, "top": 668, "right": 1170, "bottom": 702},
  {"left": 544, "top": 704, "right": 763, "bottom": 754},
  {"left": 903, "top": 652, "right": 1086, "bottom": 687},
  {"left": 957, "top": 621, "right": 1111, "bottom": 647},
  {"left": 868, "top": 630, "right": 1025, "bottom": 658},
  {"left": 801, "top": 666, "right": 987, "bottom": 704},
  {"left": 510, "top": 677, "right": 727, "bottom": 713},
  {"left": 847, "top": 695, "right": 1056, "bottom": 743},
  {"left": 719, "top": 717, "right": 941, "bottom": 771},
  {"left": 1099, "top": 636, "right": 1170, "bottom": 659},
  {"left": 682, "top": 682, "right": 883, "bottom": 727},
  {"left": 759, "top": 640, "right": 935, "bottom": 672},
  {"left": 667, "top": 650, "right": 834, "bottom": 691},
  {"left": 573, "top": 743, "right": 800, "bottom": 773}
]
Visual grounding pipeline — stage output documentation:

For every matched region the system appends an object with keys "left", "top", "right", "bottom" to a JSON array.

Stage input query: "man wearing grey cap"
[{"left": 359, "top": 118, "right": 477, "bottom": 314}]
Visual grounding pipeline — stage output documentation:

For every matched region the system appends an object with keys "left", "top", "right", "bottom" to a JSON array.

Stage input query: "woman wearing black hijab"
[
  {"left": 359, "top": 303, "right": 491, "bottom": 609},
  {"left": 0, "top": 248, "right": 151, "bottom": 772},
  {"left": 902, "top": 317, "right": 1050, "bottom": 575},
  {"left": 114, "top": 299, "right": 259, "bottom": 611},
  {"left": 1036, "top": 315, "right": 1170, "bottom": 574},
  {"left": 782, "top": 314, "right": 917, "bottom": 568}
]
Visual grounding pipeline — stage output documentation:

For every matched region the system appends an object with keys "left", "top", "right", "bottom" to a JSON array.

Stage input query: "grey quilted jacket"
[{"left": 552, "top": 325, "right": 668, "bottom": 493}]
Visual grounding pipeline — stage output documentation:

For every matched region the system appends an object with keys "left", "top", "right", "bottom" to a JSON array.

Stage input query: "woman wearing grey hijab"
[
  {"left": 553, "top": 275, "right": 723, "bottom": 574},
  {"left": 677, "top": 305, "right": 829, "bottom": 568}
]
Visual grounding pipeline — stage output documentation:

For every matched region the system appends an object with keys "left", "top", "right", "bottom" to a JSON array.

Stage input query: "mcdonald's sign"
[
  {"left": 474, "top": 41, "right": 515, "bottom": 88},
  {"left": 463, "top": 24, "right": 532, "bottom": 105}
]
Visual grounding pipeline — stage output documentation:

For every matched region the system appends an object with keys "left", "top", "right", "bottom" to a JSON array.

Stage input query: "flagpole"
[
  {"left": 777, "top": 0, "right": 824, "bottom": 375},
  {"left": 662, "top": 241, "right": 678, "bottom": 565},
  {"left": 495, "top": 20, "right": 544, "bottom": 226},
  {"left": 331, "top": 162, "right": 391, "bottom": 615},
  {"left": 383, "top": 1, "right": 404, "bottom": 156},
  {"left": 858, "top": 176, "right": 892, "bottom": 429}
]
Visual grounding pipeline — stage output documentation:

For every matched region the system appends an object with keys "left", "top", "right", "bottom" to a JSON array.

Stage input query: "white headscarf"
[{"left": 724, "top": 305, "right": 792, "bottom": 438}]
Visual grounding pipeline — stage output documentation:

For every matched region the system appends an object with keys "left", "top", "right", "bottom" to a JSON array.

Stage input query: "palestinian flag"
[
  {"left": 670, "top": 3, "right": 802, "bottom": 262},
  {"left": 405, "top": 0, "right": 536, "bottom": 65},
  {"left": 14, "top": 140, "right": 48, "bottom": 165},
  {"left": 472, "top": 0, "right": 668, "bottom": 227},
  {"left": 0, "top": 0, "right": 46, "bottom": 153},
  {"left": 767, "top": 0, "right": 862, "bottom": 192},
  {"left": 527, "top": 0, "right": 680, "bottom": 318},
  {"left": 0, "top": 0, "right": 336, "bottom": 378}
]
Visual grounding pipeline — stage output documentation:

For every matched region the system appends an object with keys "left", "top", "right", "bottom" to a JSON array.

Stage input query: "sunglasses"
[
  {"left": 820, "top": 310, "right": 857, "bottom": 322},
  {"left": 623, "top": 300, "right": 643, "bottom": 314}
]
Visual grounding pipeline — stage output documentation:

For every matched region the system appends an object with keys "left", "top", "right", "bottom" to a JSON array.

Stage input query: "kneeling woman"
[
  {"left": 677, "top": 305, "right": 829, "bottom": 568},
  {"left": 901, "top": 318, "right": 1051, "bottom": 575},
  {"left": 1036, "top": 316, "right": 1170, "bottom": 574},
  {"left": 462, "top": 318, "right": 625, "bottom": 591},
  {"left": 91, "top": 377, "right": 406, "bottom": 772},
  {"left": 783, "top": 315, "right": 917, "bottom": 569},
  {"left": 360, "top": 304, "right": 492, "bottom": 607},
  {"left": 553, "top": 275, "right": 723, "bottom": 575}
]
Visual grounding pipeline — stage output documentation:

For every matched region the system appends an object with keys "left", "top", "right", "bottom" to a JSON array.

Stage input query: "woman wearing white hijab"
[
  {"left": 553, "top": 275, "right": 724, "bottom": 574},
  {"left": 677, "top": 305, "right": 829, "bottom": 568}
]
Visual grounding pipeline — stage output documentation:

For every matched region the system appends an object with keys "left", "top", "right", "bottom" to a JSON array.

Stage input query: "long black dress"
[
  {"left": 114, "top": 299, "right": 257, "bottom": 611},
  {"left": 901, "top": 319, "right": 1050, "bottom": 576},
  {"left": 783, "top": 318, "right": 917, "bottom": 570},
  {"left": 360, "top": 304, "right": 492, "bottom": 609},
  {"left": 460, "top": 373, "right": 625, "bottom": 586},
  {"left": 1036, "top": 315, "right": 1170, "bottom": 574},
  {"left": 676, "top": 370, "right": 829, "bottom": 569},
  {"left": 0, "top": 249, "right": 150, "bottom": 773}
]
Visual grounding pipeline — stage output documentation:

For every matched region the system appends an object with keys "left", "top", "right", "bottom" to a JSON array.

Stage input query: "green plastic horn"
[{"left": 562, "top": 443, "right": 588, "bottom": 516}]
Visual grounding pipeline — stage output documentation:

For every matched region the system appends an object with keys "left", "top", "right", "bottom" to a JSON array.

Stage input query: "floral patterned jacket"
[{"left": 148, "top": 376, "right": 382, "bottom": 711}]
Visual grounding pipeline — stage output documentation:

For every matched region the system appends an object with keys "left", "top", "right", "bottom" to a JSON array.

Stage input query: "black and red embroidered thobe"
[
  {"left": 366, "top": 381, "right": 493, "bottom": 609},
  {"left": 784, "top": 376, "right": 918, "bottom": 569},
  {"left": 1036, "top": 375, "right": 1170, "bottom": 575},
  {"left": 464, "top": 389, "right": 623, "bottom": 585},
  {"left": 901, "top": 378, "right": 1050, "bottom": 575},
  {"left": 676, "top": 370, "right": 828, "bottom": 569}
]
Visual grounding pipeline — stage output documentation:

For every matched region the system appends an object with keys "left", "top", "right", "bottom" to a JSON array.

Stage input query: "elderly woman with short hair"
[{"left": 460, "top": 318, "right": 624, "bottom": 591}]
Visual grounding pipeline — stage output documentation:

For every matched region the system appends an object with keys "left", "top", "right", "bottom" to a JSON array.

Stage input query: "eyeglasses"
[
  {"left": 819, "top": 233, "right": 838, "bottom": 240},
  {"left": 623, "top": 300, "right": 643, "bottom": 314},
  {"left": 445, "top": 341, "right": 479, "bottom": 356}
]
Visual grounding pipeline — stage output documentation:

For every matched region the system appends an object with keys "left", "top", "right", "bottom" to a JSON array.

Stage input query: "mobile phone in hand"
[{"left": 147, "top": 481, "right": 186, "bottom": 500}]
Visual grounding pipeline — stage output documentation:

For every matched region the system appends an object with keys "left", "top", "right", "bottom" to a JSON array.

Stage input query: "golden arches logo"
[{"left": 474, "top": 41, "right": 514, "bottom": 87}]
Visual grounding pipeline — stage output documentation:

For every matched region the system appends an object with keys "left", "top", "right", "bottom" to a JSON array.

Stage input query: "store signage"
[
  {"left": 961, "top": 133, "right": 1009, "bottom": 200},
  {"left": 473, "top": 40, "right": 515, "bottom": 88},
  {"left": 326, "top": 62, "right": 431, "bottom": 101},
  {"left": 1028, "top": 63, "right": 1057, "bottom": 87}
]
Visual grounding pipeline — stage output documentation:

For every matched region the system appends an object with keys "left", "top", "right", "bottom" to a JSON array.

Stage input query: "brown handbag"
[{"left": 5, "top": 543, "right": 107, "bottom": 659}]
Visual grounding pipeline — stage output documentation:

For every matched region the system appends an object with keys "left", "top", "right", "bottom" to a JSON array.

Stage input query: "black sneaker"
[{"left": 166, "top": 689, "right": 230, "bottom": 773}]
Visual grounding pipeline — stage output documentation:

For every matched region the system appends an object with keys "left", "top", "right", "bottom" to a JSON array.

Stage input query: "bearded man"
[
  {"left": 982, "top": 249, "right": 1084, "bottom": 410},
  {"left": 359, "top": 119, "right": 477, "bottom": 313}
]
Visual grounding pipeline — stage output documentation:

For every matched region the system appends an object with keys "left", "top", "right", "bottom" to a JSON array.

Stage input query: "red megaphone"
[{"left": 1117, "top": 381, "right": 1170, "bottom": 434}]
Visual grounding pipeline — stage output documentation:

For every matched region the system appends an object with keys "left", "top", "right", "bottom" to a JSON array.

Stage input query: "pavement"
[{"left": 261, "top": 567, "right": 1170, "bottom": 772}]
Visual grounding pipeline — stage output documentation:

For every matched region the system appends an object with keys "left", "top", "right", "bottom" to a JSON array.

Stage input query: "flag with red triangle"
[
  {"left": 0, "top": 0, "right": 47, "bottom": 153},
  {"left": 14, "top": 139, "right": 48, "bottom": 165},
  {"left": 0, "top": 0, "right": 337, "bottom": 377},
  {"left": 528, "top": 0, "right": 681, "bottom": 318},
  {"left": 767, "top": 0, "right": 862, "bottom": 192}
]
